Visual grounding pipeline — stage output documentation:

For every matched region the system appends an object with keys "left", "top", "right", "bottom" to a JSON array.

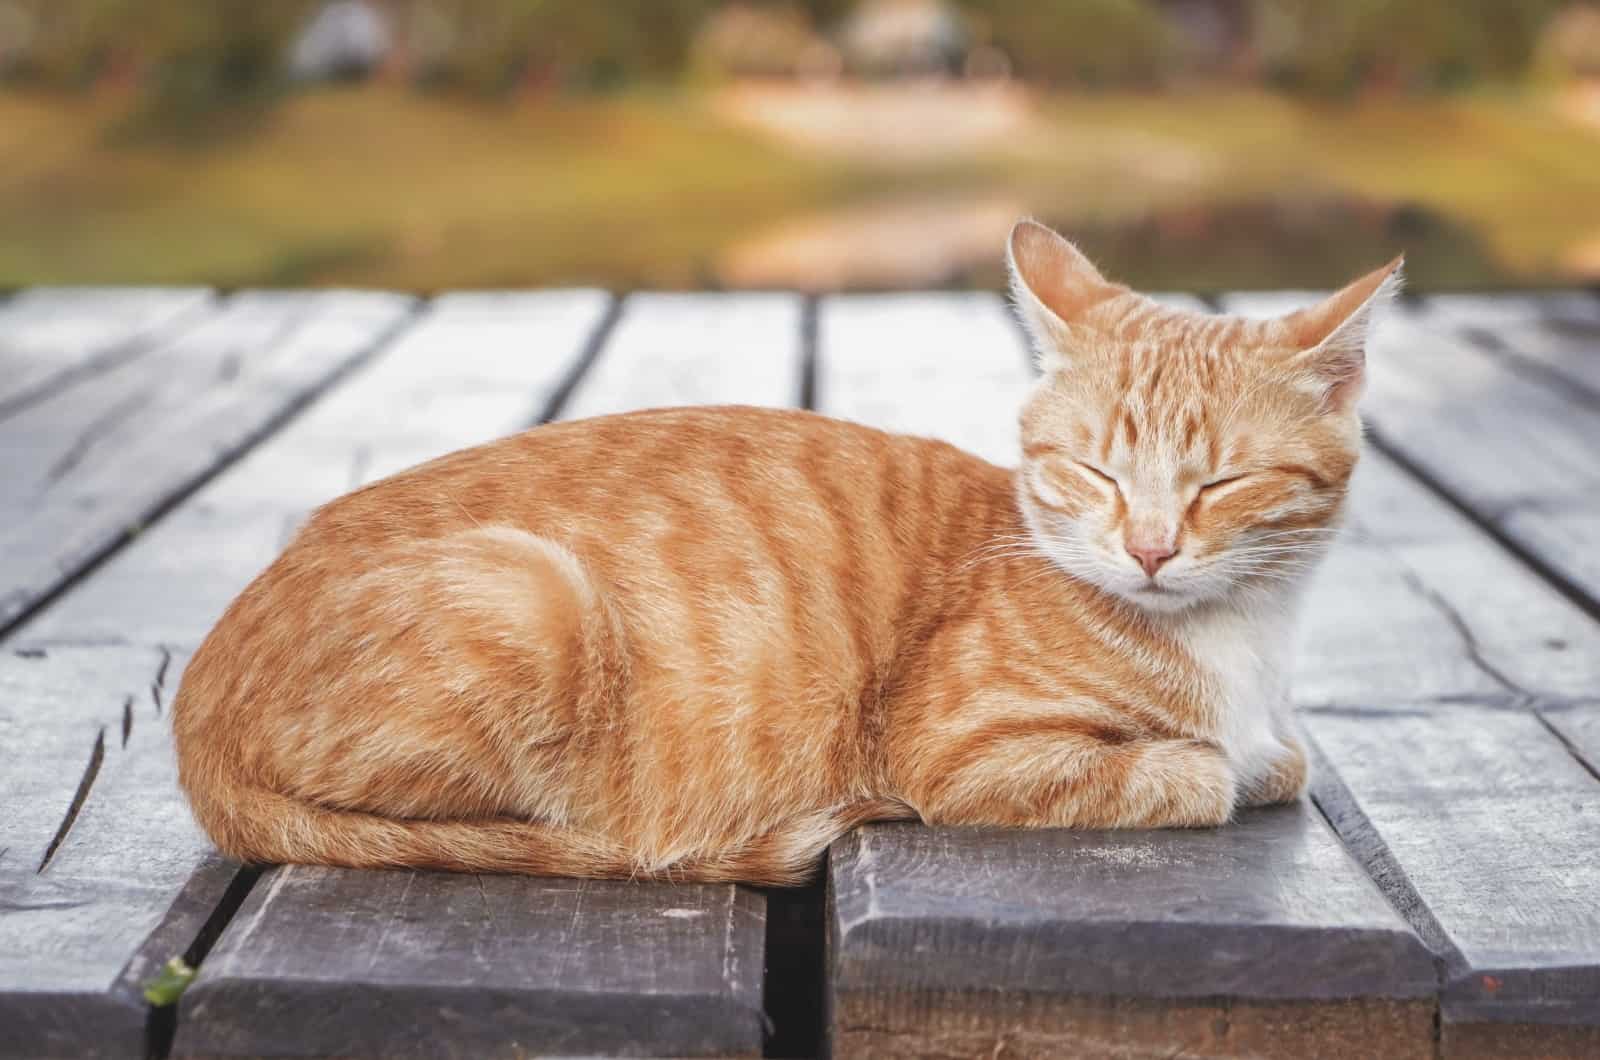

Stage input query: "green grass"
[{"left": 1, "top": 85, "right": 1597, "bottom": 290}]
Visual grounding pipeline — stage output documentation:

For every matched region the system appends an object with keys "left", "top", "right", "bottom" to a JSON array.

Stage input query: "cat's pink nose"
[{"left": 1126, "top": 540, "right": 1177, "bottom": 578}]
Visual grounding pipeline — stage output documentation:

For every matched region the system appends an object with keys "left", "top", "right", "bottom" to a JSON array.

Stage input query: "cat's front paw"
[
  {"left": 1239, "top": 739, "right": 1308, "bottom": 807},
  {"left": 1140, "top": 739, "right": 1238, "bottom": 827}
]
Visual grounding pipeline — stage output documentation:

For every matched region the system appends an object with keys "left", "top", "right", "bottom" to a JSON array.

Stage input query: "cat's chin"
[
  {"left": 1123, "top": 582, "right": 1207, "bottom": 614},
  {"left": 1043, "top": 554, "right": 1217, "bottom": 614},
  {"left": 1055, "top": 556, "right": 1254, "bottom": 615}
]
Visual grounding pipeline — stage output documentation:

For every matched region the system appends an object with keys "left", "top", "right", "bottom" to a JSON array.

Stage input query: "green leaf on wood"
[{"left": 142, "top": 956, "right": 196, "bottom": 1007}]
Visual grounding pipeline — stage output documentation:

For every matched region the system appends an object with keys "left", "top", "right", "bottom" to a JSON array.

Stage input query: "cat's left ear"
[
  {"left": 1006, "top": 220, "right": 1123, "bottom": 372},
  {"left": 1281, "top": 255, "right": 1405, "bottom": 413}
]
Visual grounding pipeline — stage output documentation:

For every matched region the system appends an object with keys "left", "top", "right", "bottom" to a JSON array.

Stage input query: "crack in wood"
[
  {"left": 1367, "top": 424, "right": 1600, "bottom": 625},
  {"left": 37, "top": 726, "right": 106, "bottom": 874},
  {"left": 151, "top": 647, "right": 172, "bottom": 716},
  {"left": 1301, "top": 704, "right": 1446, "bottom": 720},
  {"left": 1531, "top": 711, "right": 1600, "bottom": 786},
  {"left": 0, "top": 295, "right": 213, "bottom": 424},
  {"left": 204, "top": 310, "right": 304, "bottom": 391},
  {"left": 43, "top": 389, "right": 152, "bottom": 487},
  {"left": 121, "top": 694, "right": 134, "bottom": 749},
  {"left": 1, "top": 897, "right": 91, "bottom": 913},
  {"left": 1395, "top": 569, "right": 1527, "bottom": 699},
  {"left": 11, "top": 635, "right": 133, "bottom": 649},
  {"left": 0, "top": 296, "right": 422, "bottom": 642}
]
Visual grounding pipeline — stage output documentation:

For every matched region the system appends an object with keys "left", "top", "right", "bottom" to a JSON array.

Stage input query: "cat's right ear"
[{"left": 1006, "top": 220, "right": 1119, "bottom": 372}]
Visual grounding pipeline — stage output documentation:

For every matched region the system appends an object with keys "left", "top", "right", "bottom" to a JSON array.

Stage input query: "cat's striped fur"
[{"left": 173, "top": 221, "right": 1401, "bottom": 885}]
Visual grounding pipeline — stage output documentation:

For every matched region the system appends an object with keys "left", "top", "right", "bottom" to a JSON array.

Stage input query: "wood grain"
[
  {"left": 563, "top": 291, "right": 805, "bottom": 416},
  {"left": 0, "top": 287, "right": 212, "bottom": 418},
  {"left": 1311, "top": 707, "right": 1600, "bottom": 1028},
  {"left": 816, "top": 292, "right": 1034, "bottom": 466},
  {"left": 833, "top": 989, "right": 1434, "bottom": 1060},
  {"left": 1416, "top": 291, "right": 1600, "bottom": 398},
  {"left": 16, "top": 291, "right": 609, "bottom": 651},
  {"left": 177, "top": 869, "right": 766, "bottom": 1059},
  {"left": 831, "top": 813, "right": 1436, "bottom": 999},
  {"left": 0, "top": 291, "right": 413, "bottom": 631}
]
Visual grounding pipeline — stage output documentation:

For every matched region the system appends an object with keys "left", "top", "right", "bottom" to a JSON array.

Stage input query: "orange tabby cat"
[{"left": 173, "top": 221, "right": 1401, "bottom": 885}]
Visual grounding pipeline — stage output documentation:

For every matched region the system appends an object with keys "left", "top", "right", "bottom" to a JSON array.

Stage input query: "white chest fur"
[{"left": 1176, "top": 598, "right": 1298, "bottom": 790}]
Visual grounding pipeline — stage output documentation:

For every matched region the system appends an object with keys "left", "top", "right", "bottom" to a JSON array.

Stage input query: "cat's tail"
[
  {"left": 186, "top": 780, "right": 913, "bottom": 887},
  {"left": 188, "top": 781, "right": 645, "bottom": 879}
]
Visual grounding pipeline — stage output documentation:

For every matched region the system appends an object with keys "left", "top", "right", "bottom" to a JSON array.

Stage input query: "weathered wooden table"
[{"left": 1, "top": 287, "right": 1598, "bottom": 1059}]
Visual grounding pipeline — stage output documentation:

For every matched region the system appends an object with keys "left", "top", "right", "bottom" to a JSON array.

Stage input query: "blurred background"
[{"left": 1, "top": 0, "right": 1598, "bottom": 293}]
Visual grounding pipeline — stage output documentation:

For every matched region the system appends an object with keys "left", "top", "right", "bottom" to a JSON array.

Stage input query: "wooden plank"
[
  {"left": 0, "top": 291, "right": 414, "bottom": 631},
  {"left": 831, "top": 815, "right": 1438, "bottom": 1058},
  {"left": 0, "top": 287, "right": 212, "bottom": 417},
  {"left": 817, "top": 292, "right": 1438, "bottom": 1058},
  {"left": 563, "top": 291, "right": 803, "bottom": 417},
  {"left": 179, "top": 869, "right": 766, "bottom": 1059},
  {"left": 136, "top": 290, "right": 765, "bottom": 1058},
  {"left": 0, "top": 292, "right": 624, "bottom": 1059},
  {"left": 1415, "top": 291, "right": 1600, "bottom": 397},
  {"left": 817, "top": 292, "right": 1034, "bottom": 466},
  {"left": 1223, "top": 290, "right": 1600, "bottom": 615}
]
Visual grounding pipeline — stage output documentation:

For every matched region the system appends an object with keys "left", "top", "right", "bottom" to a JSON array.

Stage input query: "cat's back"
[
  {"left": 304, "top": 405, "right": 1013, "bottom": 562},
  {"left": 208, "top": 405, "right": 1017, "bottom": 724}
]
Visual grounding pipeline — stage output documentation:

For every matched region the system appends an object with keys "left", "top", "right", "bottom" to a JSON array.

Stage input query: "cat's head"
[{"left": 1008, "top": 220, "right": 1402, "bottom": 614}]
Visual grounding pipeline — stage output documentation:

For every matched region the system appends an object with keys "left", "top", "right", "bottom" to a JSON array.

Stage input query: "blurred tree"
[
  {"left": 146, "top": 3, "right": 316, "bottom": 99},
  {"left": 0, "top": 0, "right": 130, "bottom": 87},
  {"left": 958, "top": 0, "right": 1173, "bottom": 86},
  {"left": 0, "top": 0, "right": 320, "bottom": 133},
  {"left": 1254, "top": 0, "right": 1567, "bottom": 95},
  {"left": 404, "top": 0, "right": 719, "bottom": 95},
  {"left": 691, "top": 3, "right": 837, "bottom": 81}
]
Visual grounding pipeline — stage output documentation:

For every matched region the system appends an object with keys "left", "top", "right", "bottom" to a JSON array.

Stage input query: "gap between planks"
[{"left": 524, "top": 295, "right": 624, "bottom": 427}]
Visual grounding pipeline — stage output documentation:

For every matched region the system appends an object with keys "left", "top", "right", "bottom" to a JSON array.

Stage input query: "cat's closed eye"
[
  {"left": 1198, "top": 474, "right": 1247, "bottom": 495},
  {"left": 1075, "top": 462, "right": 1119, "bottom": 489}
]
